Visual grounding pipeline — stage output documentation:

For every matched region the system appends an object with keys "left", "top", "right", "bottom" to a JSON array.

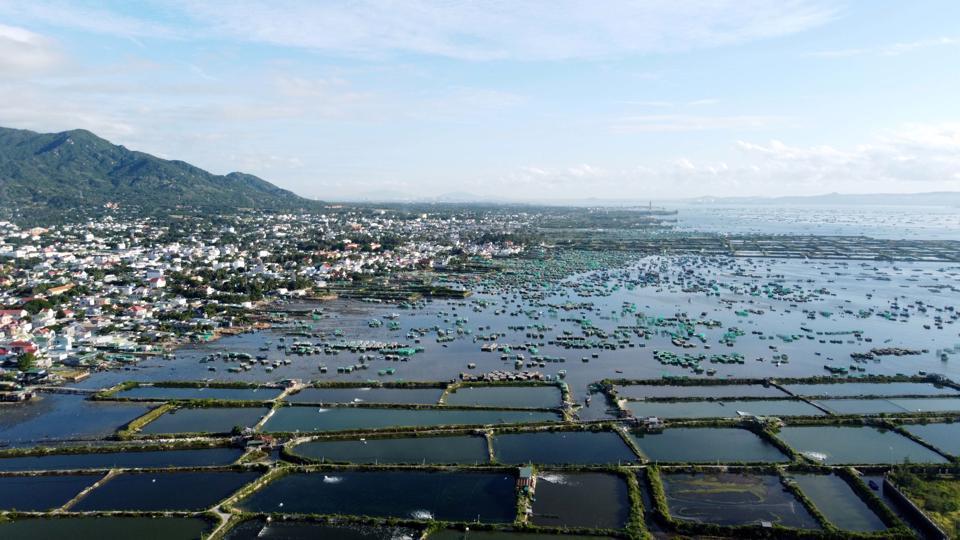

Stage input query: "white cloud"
[
  {"left": 809, "top": 36, "right": 960, "bottom": 58},
  {"left": 2, "top": 0, "right": 837, "bottom": 61},
  {"left": 500, "top": 123, "right": 960, "bottom": 199},
  {"left": 0, "top": 23, "right": 61, "bottom": 73}
]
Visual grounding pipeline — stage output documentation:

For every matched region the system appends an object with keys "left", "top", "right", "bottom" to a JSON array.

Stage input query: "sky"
[{"left": 1, "top": 0, "right": 959, "bottom": 202}]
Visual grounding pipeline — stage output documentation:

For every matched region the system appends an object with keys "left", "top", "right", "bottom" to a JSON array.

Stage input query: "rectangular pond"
[
  {"left": 0, "top": 474, "right": 102, "bottom": 511},
  {"left": 784, "top": 382, "right": 959, "bottom": 398},
  {"left": 492, "top": 430, "right": 637, "bottom": 465},
  {"left": 660, "top": 471, "right": 821, "bottom": 529},
  {"left": 902, "top": 422, "right": 960, "bottom": 457},
  {"left": 0, "top": 394, "right": 151, "bottom": 447},
  {"left": 116, "top": 386, "right": 282, "bottom": 401},
  {"left": 291, "top": 435, "right": 490, "bottom": 464},
  {"left": 616, "top": 384, "right": 786, "bottom": 400},
  {"left": 0, "top": 517, "right": 213, "bottom": 540},
  {"left": 625, "top": 399, "right": 824, "bottom": 419},
  {"left": 429, "top": 531, "right": 617, "bottom": 540},
  {"left": 531, "top": 472, "right": 630, "bottom": 529},
  {"left": 887, "top": 398, "right": 960, "bottom": 413},
  {"left": 236, "top": 470, "right": 518, "bottom": 522},
  {"left": 444, "top": 386, "right": 562, "bottom": 409},
  {"left": 286, "top": 387, "right": 444, "bottom": 405},
  {"left": 816, "top": 399, "right": 910, "bottom": 415},
  {"left": 630, "top": 428, "right": 790, "bottom": 463},
  {"left": 789, "top": 473, "right": 886, "bottom": 532},
  {"left": 776, "top": 426, "right": 949, "bottom": 464},
  {"left": 0, "top": 447, "right": 244, "bottom": 472},
  {"left": 225, "top": 520, "right": 420, "bottom": 540},
  {"left": 139, "top": 407, "right": 270, "bottom": 435},
  {"left": 73, "top": 470, "right": 261, "bottom": 511},
  {"left": 263, "top": 406, "right": 559, "bottom": 433}
]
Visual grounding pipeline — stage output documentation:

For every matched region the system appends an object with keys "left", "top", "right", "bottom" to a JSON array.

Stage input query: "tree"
[{"left": 17, "top": 352, "right": 36, "bottom": 372}]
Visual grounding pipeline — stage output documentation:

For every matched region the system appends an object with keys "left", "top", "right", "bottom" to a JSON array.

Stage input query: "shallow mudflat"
[
  {"left": 444, "top": 386, "right": 562, "bottom": 408},
  {"left": 139, "top": 407, "right": 270, "bottom": 435},
  {"left": 291, "top": 435, "right": 490, "bottom": 464},
  {"left": 531, "top": 472, "right": 630, "bottom": 529},
  {"left": 660, "top": 471, "right": 820, "bottom": 529},
  {"left": 493, "top": 430, "right": 637, "bottom": 465},
  {"left": 630, "top": 428, "right": 789, "bottom": 463},
  {"left": 72, "top": 470, "right": 261, "bottom": 511},
  {"left": 776, "top": 425, "right": 948, "bottom": 464},
  {"left": 285, "top": 387, "right": 444, "bottom": 405},
  {"left": 263, "top": 406, "right": 558, "bottom": 433},
  {"left": 0, "top": 394, "right": 151, "bottom": 447},
  {"left": 0, "top": 474, "right": 102, "bottom": 511},
  {"left": 0, "top": 517, "right": 213, "bottom": 540},
  {"left": 0, "top": 447, "right": 244, "bottom": 472},
  {"left": 789, "top": 473, "right": 886, "bottom": 532},
  {"left": 236, "top": 470, "right": 517, "bottom": 522}
]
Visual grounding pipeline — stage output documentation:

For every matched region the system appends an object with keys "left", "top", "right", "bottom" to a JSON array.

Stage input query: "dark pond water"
[
  {"left": 901, "top": 422, "right": 960, "bottom": 457},
  {"left": 492, "top": 430, "right": 637, "bottom": 465},
  {"left": 616, "top": 384, "right": 786, "bottom": 399},
  {"left": 430, "top": 531, "right": 617, "bottom": 540},
  {"left": 291, "top": 435, "right": 489, "bottom": 464},
  {"left": 0, "top": 474, "right": 102, "bottom": 511},
  {"left": 0, "top": 394, "right": 151, "bottom": 447},
  {"left": 263, "top": 406, "right": 558, "bottom": 432},
  {"left": 139, "top": 407, "right": 270, "bottom": 434},
  {"left": 444, "top": 386, "right": 562, "bottom": 408},
  {"left": 0, "top": 517, "right": 213, "bottom": 540},
  {"left": 286, "top": 387, "right": 443, "bottom": 405},
  {"left": 72, "top": 470, "right": 261, "bottom": 511},
  {"left": 789, "top": 473, "right": 886, "bottom": 532},
  {"left": 236, "top": 470, "right": 517, "bottom": 522},
  {"left": 531, "top": 472, "right": 630, "bottom": 529},
  {"left": 776, "top": 425, "right": 949, "bottom": 464},
  {"left": 625, "top": 399, "right": 824, "bottom": 419},
  {"left": 225, "top": 520, "right": 419, "bottom": 540},
  {"left": 630, "top": 428, "right": 790, "bottom": 463},
  {"left": 784, "top": 382, "right": 959, "bottom": 398},
  {"left": 661, "top": 471, "right": 820, "bottom": 529},
  {"left": 0, "top": 447, "right": 244, "bottom": 472},
  {"left": 117, "top": 386, "right": 282, "bottom": 401}
]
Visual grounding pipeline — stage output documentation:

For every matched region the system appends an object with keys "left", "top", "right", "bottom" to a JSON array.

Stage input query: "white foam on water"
[
  {"left": 323, "top": 475, "right": 343, "bottom": 483},
  {"left": 538, "top": 473, "right": 570, "bottom": 485},
  {"left": 802, "top": 451, "right": 828, "bottom": 462},
  {"left": 410, "top": 509, "right": 434, "bottom": 520}
]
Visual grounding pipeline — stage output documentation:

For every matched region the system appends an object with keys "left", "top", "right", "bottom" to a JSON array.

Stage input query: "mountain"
[{"left": 0, "top": 126, "right": 315, "bottom": 210}]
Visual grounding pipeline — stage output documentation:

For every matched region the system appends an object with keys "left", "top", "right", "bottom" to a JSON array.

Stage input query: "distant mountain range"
[
  {"left": 683, "top": 192, "right": 960, "bottom": 206},
  {"left": 0, "top": 126, "right": 315, "bottom": 210}
]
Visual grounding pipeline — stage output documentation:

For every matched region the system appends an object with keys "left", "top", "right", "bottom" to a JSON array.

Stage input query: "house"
[{"left": 517, "top": 466, "right": 536, "bottom": 490}]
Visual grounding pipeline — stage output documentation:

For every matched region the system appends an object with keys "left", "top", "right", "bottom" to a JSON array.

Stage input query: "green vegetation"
[
  {"left": 0, "top": 126, "right": 315, "bottom": 211},
  {"left": 889, "top": 467, "right": 960, "bottom": 536}
]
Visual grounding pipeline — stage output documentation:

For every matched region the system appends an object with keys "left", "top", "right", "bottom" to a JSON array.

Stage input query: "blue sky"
[{"left": 1, "top": 0, "right": 959, "bottom": 201}]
